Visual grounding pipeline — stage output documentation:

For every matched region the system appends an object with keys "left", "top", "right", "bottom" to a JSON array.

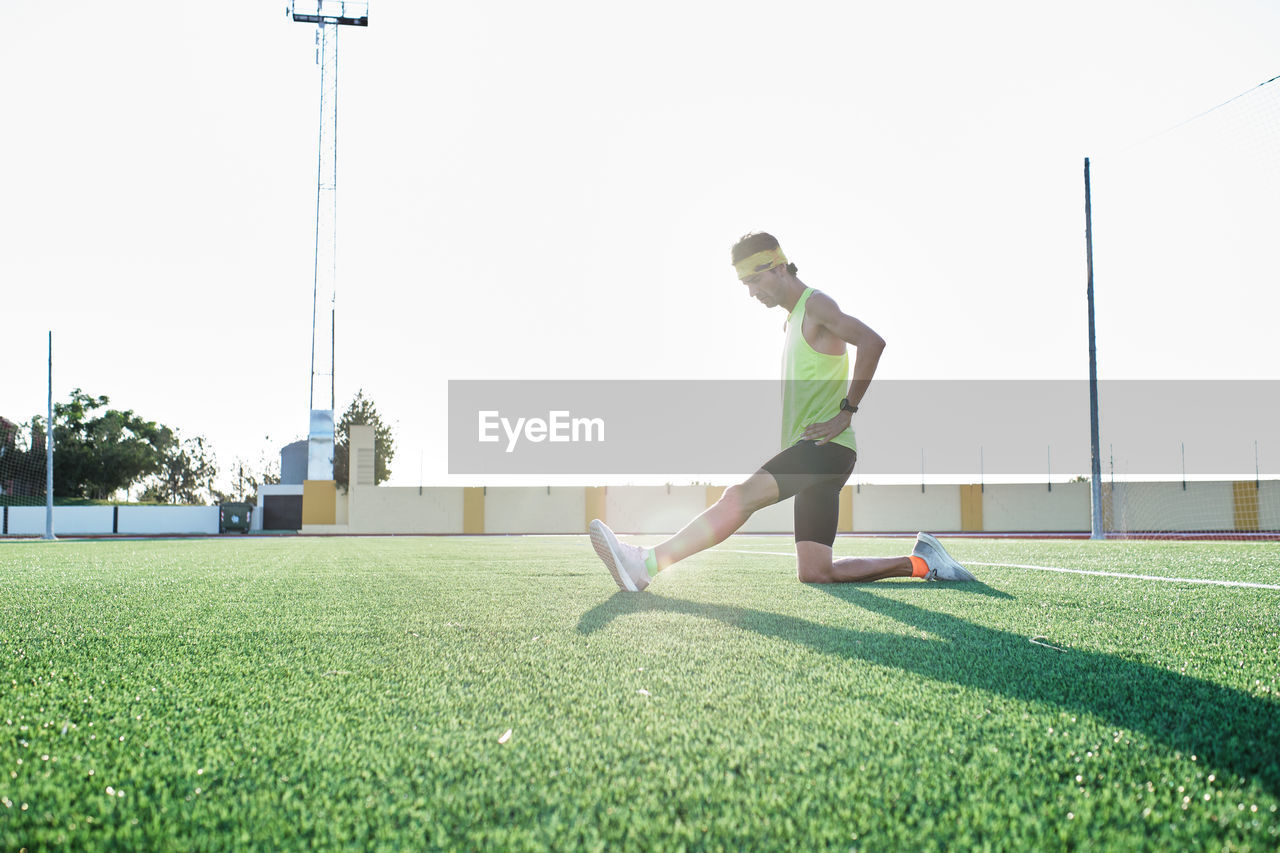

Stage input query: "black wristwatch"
[{"left": 840, "top": 398, "right": 858, "bottom": 414}]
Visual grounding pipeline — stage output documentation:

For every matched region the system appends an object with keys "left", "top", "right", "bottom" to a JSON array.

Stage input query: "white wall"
[
  {"left": 605, "top": 487, "right": 800, "bottom": 536},
  {"left": 349, "top": 486, "right": 464, "bottom": 534},
  {"left": 3, "top": 479, "right": 1271, "bottom": 537},
  {"left": 6, "top": 506, "right": 113, "bottom": 536},
  {"left": 258, "top": 484, "right": 304, "bottom": 497},
  {"left": 484, "top": 487, "right": 585, "bottom": 534},
  {"left": 983, "top": 482, "right": 1090, "bottom": 532},
  {"left": 117, "top": 506, "right": 219, "bottom": 535},
  {"left": 605, "top": 486, "right": 706, "bottom": 534},
  {"left": 850, "top": 484, "right": 961, "bottom": 533},
  {"left": 2, "top": 505, "right": 224, "bottom": 536}
]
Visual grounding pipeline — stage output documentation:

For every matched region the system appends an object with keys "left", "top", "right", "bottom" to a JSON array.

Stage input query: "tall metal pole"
[
  {"left": 44, "top": 331, "right": 55, "bottom": 541},
  {"left": 292, "top": 2, "right": 367, "bottom": 482},
  {"left": 1085, "top": 158, "right": 1104, "bottom": 539},
  {"left": 307, "top": 20, "right": 339, "bottom": 481}
]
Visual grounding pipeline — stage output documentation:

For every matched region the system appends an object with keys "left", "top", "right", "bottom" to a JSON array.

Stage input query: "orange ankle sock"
[{"left": 909, "top": 555, "right": 929, "bottom": 578}]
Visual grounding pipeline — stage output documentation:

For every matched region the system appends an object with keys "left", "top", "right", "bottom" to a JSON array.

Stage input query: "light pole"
[{"left": 291, "top": 1, "right": 368, "bottom": 483}]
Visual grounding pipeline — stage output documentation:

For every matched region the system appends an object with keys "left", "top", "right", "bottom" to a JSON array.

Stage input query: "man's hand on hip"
[{"left": 802, "top": 411, "right": 853, "bottom": 445}]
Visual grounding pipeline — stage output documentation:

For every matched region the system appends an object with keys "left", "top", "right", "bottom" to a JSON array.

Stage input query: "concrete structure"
[
  {"left": 3, "top": 479, "right": 1275, "bottom": 537},
  {"left": 3, "top": 425, "right": 1274, "bottom": 537},
  {"left": 3, "top": 505, "right": 218, "bottom": 536},
  {"left": 277, "top": 477, "right": 1279, "bottom": 537},
  {"left": 266, "top": 422, "right": 1279, "bottom": 537}
]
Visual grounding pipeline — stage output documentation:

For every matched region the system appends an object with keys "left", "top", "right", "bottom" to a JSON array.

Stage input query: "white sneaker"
[
  {"left": 912, "top": 532, "right": 977, "bottom": 581},
  {"left": 589, "top": 519, "right": 651, "bottom": 592}
]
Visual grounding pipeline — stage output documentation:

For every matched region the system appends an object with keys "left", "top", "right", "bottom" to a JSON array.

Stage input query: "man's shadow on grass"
[{"left": 577, "top": 583, "right": 1280, "bottom": 798}]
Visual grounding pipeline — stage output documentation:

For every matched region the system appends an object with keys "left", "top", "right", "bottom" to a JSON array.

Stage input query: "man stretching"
[{"left": 589, "top": 232, "right": 976, "bottom": 591}]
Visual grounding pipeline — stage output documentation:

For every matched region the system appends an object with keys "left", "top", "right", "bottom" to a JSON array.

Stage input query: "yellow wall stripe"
[
  {"left": 838, "top": 485, "right": 853, "bottom": 532},
  {"left": 463, "top": 487, "right": 485, "bottom": 534},
  {"left": 584, "top": 486, "right": 607, "bottom": 532},
  {"left": 1233, "top": 481, "right": 1261, "bottom": 531},
  {"left": 960, "top": 484, "right": 984, "bottom": 532}
]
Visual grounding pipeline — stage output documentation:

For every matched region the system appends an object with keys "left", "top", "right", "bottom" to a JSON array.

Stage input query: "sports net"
[
  {"left": 1091, "top": 74, "right": 1280, "bottom": 539},
  {"left": 1092, "top": 75, "right": 1280, "bottom": 372},
  {"left": 1101, "top": 478, "right": 1280, "bottom": 540},
  {"left": 0, "top": 415, "right": 46, "bottom": 504},
  {"left": 0, "top": 414, "right": 49, "bottom": 535}
]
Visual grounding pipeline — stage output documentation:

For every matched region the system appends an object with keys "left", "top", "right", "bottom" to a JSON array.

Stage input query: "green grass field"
[{"left": 2, "top": 535, "right": 1278, "bottom": 850}]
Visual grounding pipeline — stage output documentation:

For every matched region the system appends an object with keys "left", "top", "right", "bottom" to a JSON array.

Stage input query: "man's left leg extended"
[
  {"left": 589, "top": 441, "right": 977, "bottom": 590},
  {"left": 652, "top": 470, "right": 780, "bottom": 570},
  {"left": 590, "top": 469, "right": 780, "bottom": 592}
]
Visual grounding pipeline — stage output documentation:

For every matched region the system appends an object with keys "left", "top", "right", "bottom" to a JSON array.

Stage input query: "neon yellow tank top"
[{"left": 781, "top": 287, "right": 857, "bottom": 453}]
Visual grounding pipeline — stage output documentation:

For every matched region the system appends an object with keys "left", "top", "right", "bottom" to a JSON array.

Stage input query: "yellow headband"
[{"left": 734, "top": 247, "right": 788, "bottom": 280}]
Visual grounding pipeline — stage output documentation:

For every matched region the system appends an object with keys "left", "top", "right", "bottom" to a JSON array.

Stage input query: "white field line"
[
  {"left": 712, "top": 549, "right": 1280, "bottom": 591},
  {"left": 964, "top": 562, "right": 1280, "bottom": 591},
  {"left": 714, "top": 549, "right": 798, "bottom": 558}
]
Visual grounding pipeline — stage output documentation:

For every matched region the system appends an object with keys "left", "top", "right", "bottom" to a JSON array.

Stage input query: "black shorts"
[{"left": 759, "top": 440, "right": 857, "bottom": 547}]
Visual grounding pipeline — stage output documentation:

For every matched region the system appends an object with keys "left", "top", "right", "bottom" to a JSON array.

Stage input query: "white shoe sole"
[{"left": 590, "top": 519, "right": 637, "bottom": 591}]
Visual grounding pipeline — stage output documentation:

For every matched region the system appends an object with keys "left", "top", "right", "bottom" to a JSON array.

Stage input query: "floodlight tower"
[{"left": 290, "top": 0, "right": 368, "bottom": 484}]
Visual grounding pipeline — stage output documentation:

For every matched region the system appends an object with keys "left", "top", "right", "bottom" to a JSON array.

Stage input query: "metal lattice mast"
[{"left": 291, "top": 1, "right": 367, "bottom": 482}]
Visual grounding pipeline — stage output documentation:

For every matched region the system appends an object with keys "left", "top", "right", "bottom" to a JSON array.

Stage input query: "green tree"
[
  {"left": 333, "top": 389, "right": 395, "bottom": 490},
  {"left": 140, "top": 434, "right": 220, "bottom": 505},
  {"left": 51, "top": 390, "right": 171, "bottom": 500}
]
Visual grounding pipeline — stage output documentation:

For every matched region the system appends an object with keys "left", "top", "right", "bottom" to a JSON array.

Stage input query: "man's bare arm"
[{"left": 801, "top": 292, "right": 886, "bottom": 444}]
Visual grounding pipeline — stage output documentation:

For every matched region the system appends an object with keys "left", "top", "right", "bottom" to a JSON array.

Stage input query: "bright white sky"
[{"left": 4, "top": 1, "right": 1278, "bottom": 489}]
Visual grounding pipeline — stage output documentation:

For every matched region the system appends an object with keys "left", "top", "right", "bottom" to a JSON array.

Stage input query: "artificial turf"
[{"left": 1, "top": 535, "right": 1278, "bottom": 850}]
